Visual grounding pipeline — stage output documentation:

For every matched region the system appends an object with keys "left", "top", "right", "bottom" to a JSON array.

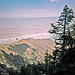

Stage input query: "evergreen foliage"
[{"left": 49, "top": 5, "right": 75, "bottom": 64}]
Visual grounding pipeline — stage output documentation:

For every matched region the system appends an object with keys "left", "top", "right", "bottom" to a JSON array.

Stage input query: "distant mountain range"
[{"left": 0, "top": 38, "right": 55, "bottom": 69}]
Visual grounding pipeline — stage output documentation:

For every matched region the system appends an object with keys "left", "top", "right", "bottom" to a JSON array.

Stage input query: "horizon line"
[{"left": 0, "top": 16, "right": 58, "bottom": 19}]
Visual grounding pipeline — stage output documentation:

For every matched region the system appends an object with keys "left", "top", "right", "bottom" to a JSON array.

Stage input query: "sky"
[{"left": 0, "top": 0, "right": 75, "bottom": 18}]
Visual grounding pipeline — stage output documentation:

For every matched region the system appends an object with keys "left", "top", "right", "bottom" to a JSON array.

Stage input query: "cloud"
[
  {"left": 50, "top": 0, "right": 58, "bottom": 2},
  {"left": 12, "top": 8, "right": 25, "bottom": 12},
  {"left": 0, "top": 8, "right": 60, "bottom": 18}
]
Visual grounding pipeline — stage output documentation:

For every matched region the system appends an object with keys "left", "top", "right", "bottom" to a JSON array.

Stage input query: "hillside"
[{"left": 0, "top": 38, "right": 55, "bottom": 69}]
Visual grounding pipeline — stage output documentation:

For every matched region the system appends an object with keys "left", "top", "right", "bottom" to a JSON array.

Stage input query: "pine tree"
[{"left": 49, "top": 5, "right": 75, "bottom": 63}]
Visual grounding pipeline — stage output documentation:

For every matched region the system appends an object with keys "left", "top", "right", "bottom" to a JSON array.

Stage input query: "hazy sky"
[{"left": 0, "top": 0, "right": 75, "bottom": 18}]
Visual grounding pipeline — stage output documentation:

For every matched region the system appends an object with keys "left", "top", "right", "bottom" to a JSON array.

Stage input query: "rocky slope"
[
  {"left": 0, "top": 38, "right": 55, "bottom": 69},
  {"left": 0, "top": 63, "right": 9, "bottom": 75}
]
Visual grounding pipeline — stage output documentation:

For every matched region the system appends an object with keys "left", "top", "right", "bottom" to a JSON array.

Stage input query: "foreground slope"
[{"left": 0, "top": 38, "right": 55, "bottom": 69}]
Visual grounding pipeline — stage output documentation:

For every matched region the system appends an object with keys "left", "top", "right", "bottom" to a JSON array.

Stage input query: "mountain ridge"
[{"left": 0, "top": 38, "right": 55, "bottom": 69}]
